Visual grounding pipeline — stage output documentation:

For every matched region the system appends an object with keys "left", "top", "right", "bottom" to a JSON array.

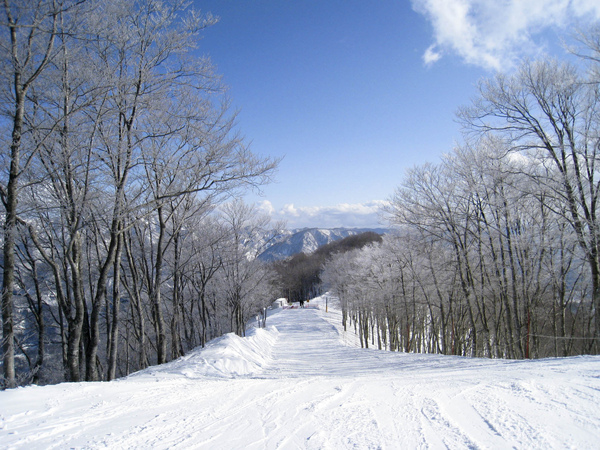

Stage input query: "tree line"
[
  {"left": 0, "top": 0, "right": 280, "bottom": 388},
  {"left": 322, "top": 27, "right": 600, "bottom": 359},
  {"left": 273, "top": 231, "right": 382, "bottom": 303}
]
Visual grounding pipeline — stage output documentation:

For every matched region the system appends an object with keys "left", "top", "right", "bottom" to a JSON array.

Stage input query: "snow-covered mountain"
[{"left": 258, "top": 227, "right": 387, "bottom": 262}]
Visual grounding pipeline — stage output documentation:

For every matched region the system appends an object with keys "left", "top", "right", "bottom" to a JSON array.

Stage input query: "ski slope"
[{"left": 1, "top": 296, "right": 600, "bottom": 449}]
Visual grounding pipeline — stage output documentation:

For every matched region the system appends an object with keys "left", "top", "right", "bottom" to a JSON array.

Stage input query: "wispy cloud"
[
  {"left": 423, "top": 44, "right": 442, "bottom": 66},
  {"left": 258, "top": 200, "right": 388, "bottom": 229},
  {"left": 412, "top": 0, "right": 600, "bottom": 70}
]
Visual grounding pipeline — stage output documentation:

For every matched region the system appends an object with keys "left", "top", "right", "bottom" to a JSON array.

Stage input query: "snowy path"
[{"left": 2, "top": 298, "right": 600, "bottom": 449}]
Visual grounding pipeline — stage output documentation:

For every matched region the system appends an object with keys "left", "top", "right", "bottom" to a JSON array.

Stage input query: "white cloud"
[
  {"left": 265, "top": 201, "right": 389, "bottom": 229},
  {"left": 257, "top": 200, "right": 275, "bottom": 216},
  {"left": 282, "top": 203, "right": 299, "bottom": 217},
  {"left": 423, "top": 44, "right": 442, "bottom": 66},
  {"left": 412, "top": 0, "right": 600, "bottom": 70}
]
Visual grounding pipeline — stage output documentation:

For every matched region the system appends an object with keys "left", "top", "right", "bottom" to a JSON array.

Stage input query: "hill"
[
  {"left": 1, "top": 296, "right": 600, "bottom": 449},
  {"left": 257, "top": 227, "right": 387, "bottom": 262}
]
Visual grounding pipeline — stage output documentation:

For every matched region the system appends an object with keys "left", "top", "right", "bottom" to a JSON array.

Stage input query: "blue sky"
[{"left": 195, "top": 0, "right": 600, "bottom": 229}]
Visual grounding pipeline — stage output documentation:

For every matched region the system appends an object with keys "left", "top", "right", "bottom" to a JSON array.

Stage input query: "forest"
[
  {"left": 3, "top": 0, "right": 600, "bottom": 390},
  {"left": 273, "top": 231, "right": 383, "bottom": 303},
  {"left": 0, "top": 0, "right": 282, "bottom": 388},
  {"left": 322, "top": 28, "right": 600, "bottom": 359}
]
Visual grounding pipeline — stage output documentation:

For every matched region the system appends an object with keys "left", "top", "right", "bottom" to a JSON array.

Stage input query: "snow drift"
[{"left": 130, "top": 326, "right": 280, "bottom": 380}]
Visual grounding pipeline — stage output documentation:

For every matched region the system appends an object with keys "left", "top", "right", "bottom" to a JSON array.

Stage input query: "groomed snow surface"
[{"left": 2, "top": 296, "right": 600, "bottom": 449}]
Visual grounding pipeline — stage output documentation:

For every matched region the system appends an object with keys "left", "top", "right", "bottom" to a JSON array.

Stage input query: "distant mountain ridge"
[{"left": 258, "top": 227, "right": 387, "bottom": 262}]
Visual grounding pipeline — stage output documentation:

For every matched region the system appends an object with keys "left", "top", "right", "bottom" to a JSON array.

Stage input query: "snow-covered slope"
[
  {"left": 1, "top": 296, "right": 600, "bottom": 449},
  {"left": 258, "top": 227, "right": 385, "bottom": 261}
]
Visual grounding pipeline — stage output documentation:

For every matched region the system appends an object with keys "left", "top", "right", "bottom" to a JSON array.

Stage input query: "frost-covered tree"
[
  {"left": 218, "top": 200, "right": 280, "bottom": 336},
  {"left": 459, "top": 57, "right": 600, "bottom": 353},
  {"left": 322, "top": 130, "right": 588, "bottom": 359},
  {"left": 1, "top": 0, "right": 278, "bottom": 386},
  {"left": 0, "top": 0, "right": 83, "bottom": 389}
]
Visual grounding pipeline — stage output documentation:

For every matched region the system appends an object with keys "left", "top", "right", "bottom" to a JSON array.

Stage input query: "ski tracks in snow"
[{"left": 2, "top": 303, "right": 600, "bottom": 449}]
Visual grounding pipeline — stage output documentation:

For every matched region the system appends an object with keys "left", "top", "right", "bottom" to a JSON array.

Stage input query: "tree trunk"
[
  {"left": 170, "top": 231, "right": 183, "bottom": 359},
  {"left": 1, "top": 80, "right": 25, "bottom": 390},
  {"left": 153, "top": 206, "right": 168, "bottom": 364},
  {"left": 1, "top": 0, "right": 59, "bottom": 390},
  {"left": 107, "top": 233, "right": 124, "bottom": 380},
  {"left": 123, "top": 233, "right": 147, "bottom": 370},
  {"left": 86, "top": 218, "right": 122, "bottom": 381}
]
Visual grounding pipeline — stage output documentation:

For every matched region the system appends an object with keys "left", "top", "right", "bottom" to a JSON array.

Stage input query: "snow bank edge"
[{"left": 128, "top": 326, "right": 280, "bottom": 380}]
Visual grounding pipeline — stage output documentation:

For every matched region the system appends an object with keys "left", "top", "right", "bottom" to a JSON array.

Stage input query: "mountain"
[{"left": 258, "top": 227, "right": 387, "bottom": 262}]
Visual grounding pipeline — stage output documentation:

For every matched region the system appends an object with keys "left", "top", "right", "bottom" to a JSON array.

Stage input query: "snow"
[
  {"left": 133, "top": 327, "right": 280, "bottom": 379},
  {"left": 2, "top": 296, "right": 600, "bottom": 449}
]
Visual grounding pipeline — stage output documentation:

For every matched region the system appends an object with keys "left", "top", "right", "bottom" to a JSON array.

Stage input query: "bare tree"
[
  {"left": 218, "top": 200, "right": 280, "bottom": 336},
  {"left": 459, "top": 58, "right": 600, "bottom": 352},
  {"left": 0, "top": 0, "right": 66, "bottom": 389},
  {"left": 1, "top": 0, "right": 279, "bottom": 385}
]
